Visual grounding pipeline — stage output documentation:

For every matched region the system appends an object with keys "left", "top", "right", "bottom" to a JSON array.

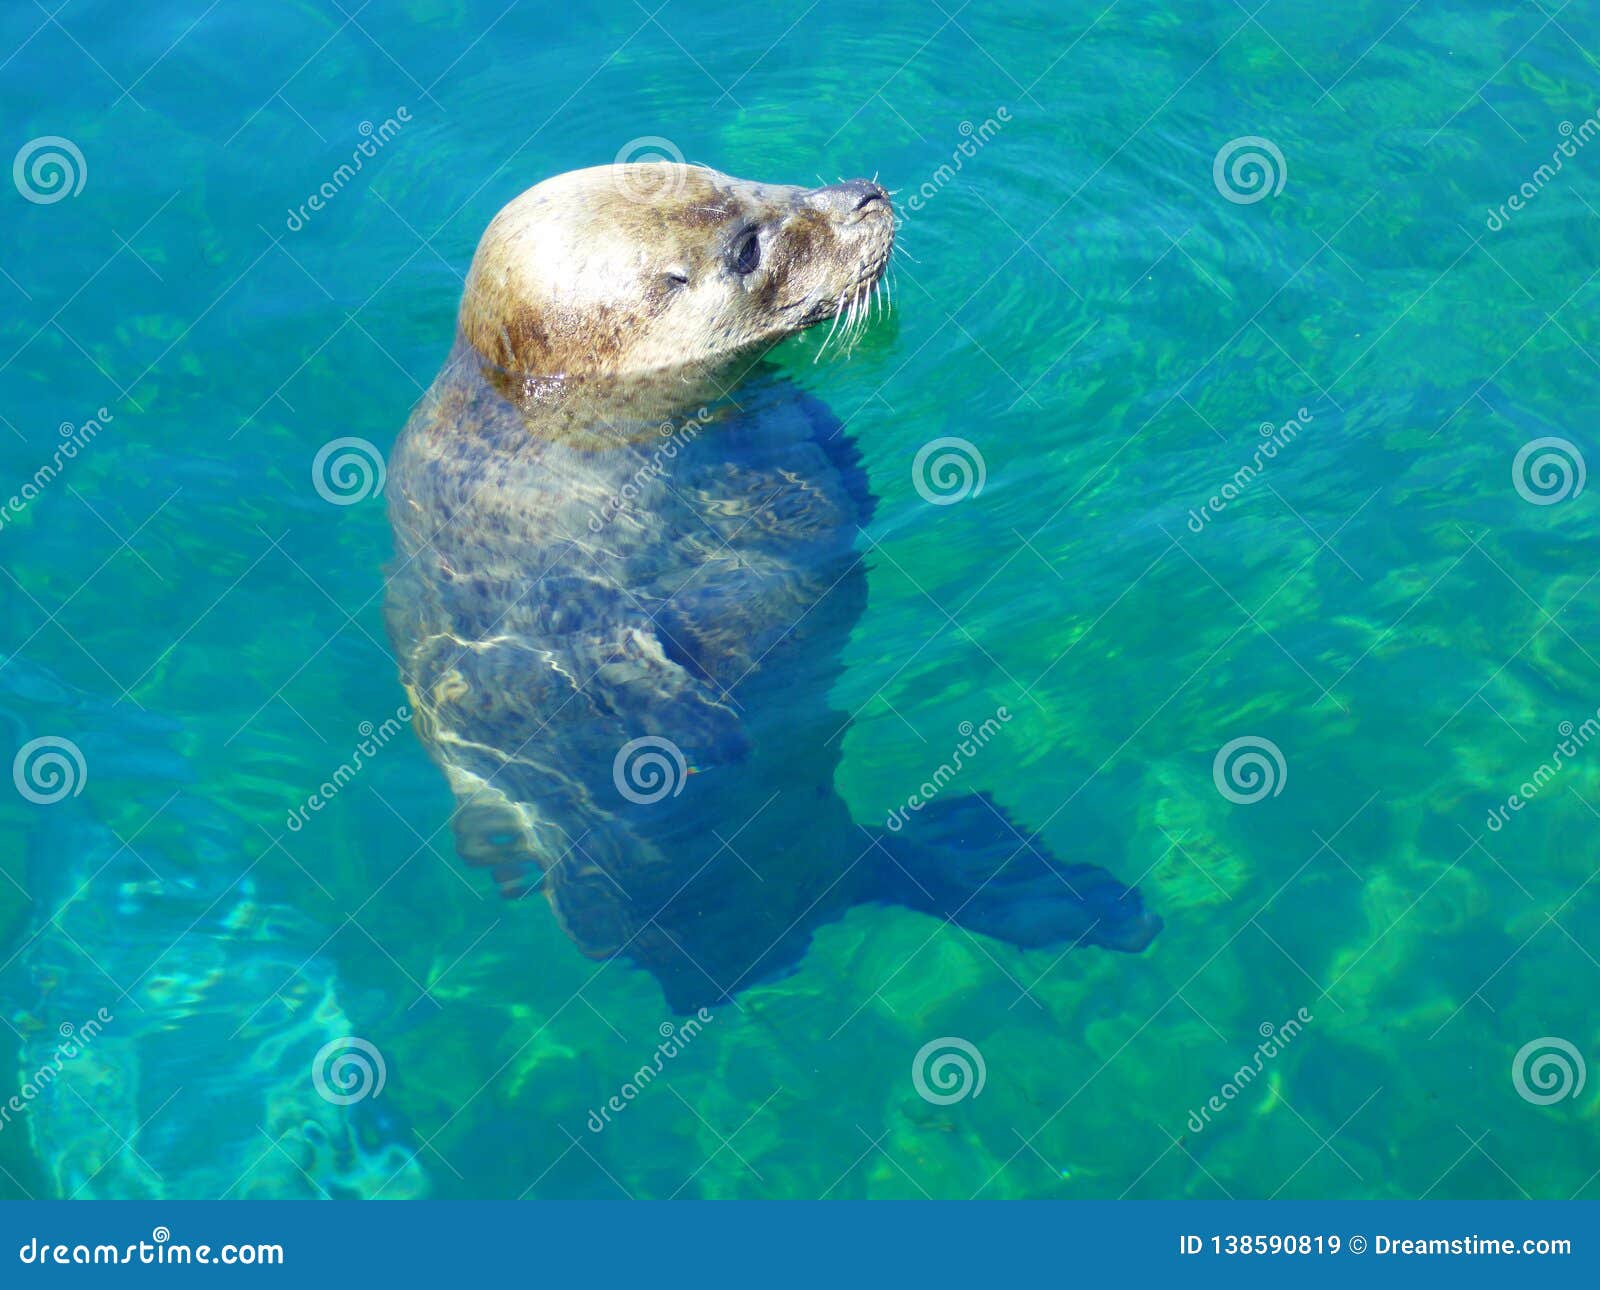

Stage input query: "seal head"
[{"left": 458, "top": 163, "right": 893, "bottom": 378}]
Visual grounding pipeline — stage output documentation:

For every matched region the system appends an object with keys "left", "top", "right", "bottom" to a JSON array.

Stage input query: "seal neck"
[{"left": 454, "top": 334, "right": 779, "bottom": 445}]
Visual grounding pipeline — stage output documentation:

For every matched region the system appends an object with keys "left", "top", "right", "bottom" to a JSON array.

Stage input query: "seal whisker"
[
  {"left": 825, "top": 290, "right": 848, "bottom": 351},
  {"left": 833, "top": 288, "right": 857, "bottom": 356},
  {"left": 842, "top": 290, "right": 863, "bottom": 355},
  {"left": 813, "top": 289, "right": 849, "bottom": 363},
  {"left": 847, "top": 286, "right": 872, "bottom": 353}
]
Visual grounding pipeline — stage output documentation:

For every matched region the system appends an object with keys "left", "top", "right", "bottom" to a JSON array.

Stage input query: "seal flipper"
[{"left": 870, "top": 793, "right": 1162, "bottom": 954}]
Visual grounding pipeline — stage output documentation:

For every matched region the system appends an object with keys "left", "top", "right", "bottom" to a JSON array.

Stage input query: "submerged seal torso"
[{"left": 388, "top": 347, "right": 879, "bottom": 1001}]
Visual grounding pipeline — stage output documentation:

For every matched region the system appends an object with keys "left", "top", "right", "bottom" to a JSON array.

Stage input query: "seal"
[{"left": 385, "top": 162, "right": 1160, "bottom": 1011}]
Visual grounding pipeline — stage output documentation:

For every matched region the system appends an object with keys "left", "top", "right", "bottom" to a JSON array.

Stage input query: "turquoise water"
[{"left": 3, "top": 0, "right": 1599, "bottom": 1199}]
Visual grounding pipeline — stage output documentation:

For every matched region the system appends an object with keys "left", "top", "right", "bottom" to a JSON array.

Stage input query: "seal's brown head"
[{"left": 458, "top": 163, "right": 893, "bottom": 378}]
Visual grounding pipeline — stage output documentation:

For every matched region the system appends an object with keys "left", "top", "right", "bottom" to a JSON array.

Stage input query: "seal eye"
[
  {"left": 734, "top": 230, "right": 761, "bottom": 275},
  {"left": 664, "top": 269, "right": 690, "bottom": 288}
]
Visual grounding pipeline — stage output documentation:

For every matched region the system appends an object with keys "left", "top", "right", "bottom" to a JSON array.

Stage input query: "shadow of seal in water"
[{"left": 385, "top": 162, "right": 1160, "bottom": 1013}]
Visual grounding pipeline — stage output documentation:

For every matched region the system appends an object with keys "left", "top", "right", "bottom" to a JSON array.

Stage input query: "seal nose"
[{"left": 805, "top": 179, "right": 888, "bottom": 217}]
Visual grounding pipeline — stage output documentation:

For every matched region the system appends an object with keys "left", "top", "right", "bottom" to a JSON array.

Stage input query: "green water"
[{"left": 2, "top": 0, "right": 1599, "bottom": 1199}]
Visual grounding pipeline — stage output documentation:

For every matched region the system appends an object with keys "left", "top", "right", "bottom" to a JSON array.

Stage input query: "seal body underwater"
[{"left": 385, "top": 162, "right": 1160, "bottom": 1011}]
